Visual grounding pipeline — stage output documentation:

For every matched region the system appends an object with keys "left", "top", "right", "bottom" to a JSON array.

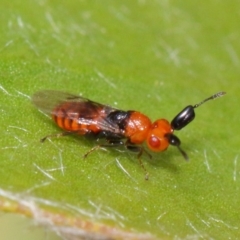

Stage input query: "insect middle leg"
[
  {"left": 125, "top": 141, "right": 151, "bottom": 180},
  {"left": 83, "top": 139, "right": 125, "bottom": 158}
]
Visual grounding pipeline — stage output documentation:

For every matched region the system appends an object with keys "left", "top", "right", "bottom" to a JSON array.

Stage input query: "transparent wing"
[
  {"left": 32, "top": 90, "right": 123, "bottom": 134},
  {"left": 32, "top": 90, "right": 105, "bottom": 114}
]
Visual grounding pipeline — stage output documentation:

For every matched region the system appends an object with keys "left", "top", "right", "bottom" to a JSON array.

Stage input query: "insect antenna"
[
  {"left": 193, "top": 91, "right": 226, "bottom": 109},
  {"left": 176, "top": 145, "right": 189, "bottom": 161}
]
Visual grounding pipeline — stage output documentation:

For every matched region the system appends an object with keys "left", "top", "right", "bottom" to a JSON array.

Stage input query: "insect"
[{"left": 32, "top": 90, "right": 226, "bottom": 179}]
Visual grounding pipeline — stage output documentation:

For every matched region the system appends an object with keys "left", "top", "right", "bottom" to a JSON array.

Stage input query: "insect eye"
[
  {"left": 147, "top": 133, "right": 169, "bottom": 152},
  {"left": 149, "top": 135, "right": 161, "bottom": 149}
]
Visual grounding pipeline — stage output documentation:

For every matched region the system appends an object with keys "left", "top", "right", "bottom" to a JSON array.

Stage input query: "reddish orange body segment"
[
  {"left": 147, "top": 119, "right": 173, "bottom": 152},
  {"left": 124, "top": 111, "right": 152, "bottom": 144},
  {"left": 124, "top": 112, "right": 173, "bottom": 152},
  {"left": 52, "top": 101, "right": 104, "bottom": 134}
]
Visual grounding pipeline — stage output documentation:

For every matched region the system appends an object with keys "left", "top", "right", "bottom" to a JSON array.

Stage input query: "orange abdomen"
[{"left": 52, "top": 101, "right": 101, "bottom": 134}]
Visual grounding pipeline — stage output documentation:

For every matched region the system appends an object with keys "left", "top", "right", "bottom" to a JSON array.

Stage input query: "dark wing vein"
[
  {"left": 32, "top": 90, "right": 123, "bottom": 134},
  {"left": 32, "top": 90, "right": 103, "bottom": 114}
]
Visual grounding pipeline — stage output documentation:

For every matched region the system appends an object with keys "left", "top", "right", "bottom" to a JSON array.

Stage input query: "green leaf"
[{"left": 0, "top": 0, "right": 239, "bottom": 239}]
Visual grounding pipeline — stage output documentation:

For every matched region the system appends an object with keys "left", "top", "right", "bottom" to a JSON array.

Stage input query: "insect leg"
[
  {"left": 83, "top": 139, "right": 125, "bottom": 158},
  {"left": 125, "top": 141, "right": 150, "bottom": 180},
  {"left": 125, "top": 143, "right": 152, "bottom": 159},
  {"left": 83, "top": 145, "right": 101, "bottom": 158},
  {"left": 40, "top": 130, "right": 87, "bottom": 142},
  {"left": 40, "top": 131, "right": 74, "bottom": 142}
]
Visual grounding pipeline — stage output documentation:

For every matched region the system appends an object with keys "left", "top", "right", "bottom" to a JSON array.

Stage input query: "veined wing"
[{"left": 32, "top": 90, "right": 124, "bottom": 135}]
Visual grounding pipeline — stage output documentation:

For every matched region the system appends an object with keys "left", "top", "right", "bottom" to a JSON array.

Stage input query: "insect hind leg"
[
  {"left": 40, "top": 130, "right": 86, "bottom": 142},
  {"left": 41, "top": 131, "right": 73, "bottom": 142}
]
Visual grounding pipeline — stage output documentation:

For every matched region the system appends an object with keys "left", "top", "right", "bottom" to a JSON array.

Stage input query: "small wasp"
[{"left": 32, "top": 90, "right": 226, "bottom": 179}]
